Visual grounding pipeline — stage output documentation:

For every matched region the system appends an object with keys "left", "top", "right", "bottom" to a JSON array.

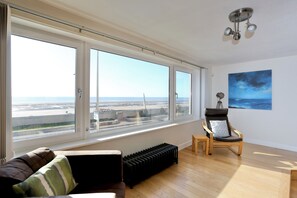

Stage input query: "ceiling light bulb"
[
  {"left": 247, "top": 23, "right": 257, "bottom": 32},
  {"left": 233, "top": 32, "right": 241, "bottom": 40},
  {"left": 224, "top": 27, "right": 234, "bottom": 36}
]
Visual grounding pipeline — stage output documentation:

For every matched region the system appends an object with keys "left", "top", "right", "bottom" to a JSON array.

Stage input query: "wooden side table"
[{"left": 192, "top": 135, "right": 209, "bottom": 155}]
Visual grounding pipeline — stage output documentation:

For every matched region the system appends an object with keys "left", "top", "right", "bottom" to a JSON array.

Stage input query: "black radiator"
[{"left": 123, "top": 143, "right": 178, "bottom": 188}]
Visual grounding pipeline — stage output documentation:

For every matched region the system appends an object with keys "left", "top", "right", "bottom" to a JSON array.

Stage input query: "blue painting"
[{"left": 228, "top": 70, "right": 272, "bottom": 110}]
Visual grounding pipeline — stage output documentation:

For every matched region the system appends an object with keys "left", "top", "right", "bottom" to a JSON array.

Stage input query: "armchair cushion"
[
  {"left": 214, "top": 135, "right": 243, "bottom": 142},
  {"left": 209, "top": 120, "right": 230, "bottom": 138}
]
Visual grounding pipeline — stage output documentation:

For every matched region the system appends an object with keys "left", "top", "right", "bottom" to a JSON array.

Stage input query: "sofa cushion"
[
  {"left": 0, "top": 158, "right": 33, "bottom": 183},
  {"left": 0, "top": 147, "right": 55, "bottom": 185},
  {"left": 13, "top": 155, "right": 77, "bottom": 197},
  {"left": 0, "top": 158, "right": 34, "bottom": 197},
  {"left": 0, "top": 147, "right": 56, "bottom": 196},
  {"left": 19, "top": 147, "right": 56, "bottom": 172}
]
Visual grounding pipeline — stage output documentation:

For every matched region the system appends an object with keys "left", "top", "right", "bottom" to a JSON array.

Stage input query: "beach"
[{"left": 12, "top": 98, "right": 190, "bottom": 137}]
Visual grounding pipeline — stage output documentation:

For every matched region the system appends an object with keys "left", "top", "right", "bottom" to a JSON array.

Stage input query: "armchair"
[{"left": 201, "top": 108, "right": 243, "bottom": 156}]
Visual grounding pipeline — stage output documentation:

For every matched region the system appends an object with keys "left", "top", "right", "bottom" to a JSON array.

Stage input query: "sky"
[
  {"left": 228, "top": 70, "right": 272, "bottom": 99},
  {"left": 90, "top": 50, "right": 191, "bottom": 98},
  {"left": 90, "top": 50, "right": 169, "bottom": 98},
  {"left": 11, "top": 35, "right": 191, "bottom": 100},
  {"left": 11, "top": 35, "right": 76, "bottom": 98}
]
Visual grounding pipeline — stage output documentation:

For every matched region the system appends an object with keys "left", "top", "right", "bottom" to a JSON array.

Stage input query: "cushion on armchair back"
[{"left": 205, "top": 108, "right": 231, "bottom": 137}]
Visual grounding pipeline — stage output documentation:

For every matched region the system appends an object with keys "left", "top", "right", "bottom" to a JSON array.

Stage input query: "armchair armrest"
[
  {"left": 54, "top": 150, "right": 123, "bottom": 186},
  {"left": 230, "top": 125, "right": 243, "bottom": 138},
  {"left": 201, "top": 121, "right": 214, "bottom": 139}
]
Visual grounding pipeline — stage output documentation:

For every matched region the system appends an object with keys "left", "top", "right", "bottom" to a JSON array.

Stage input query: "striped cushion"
[{"left": 13, "top": 155, "right": 77, "bottom": 197}]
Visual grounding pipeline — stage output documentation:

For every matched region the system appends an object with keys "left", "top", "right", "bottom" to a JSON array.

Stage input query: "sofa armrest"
[{"left": 54, "top": 150, "right": 123, "bottom": 186}]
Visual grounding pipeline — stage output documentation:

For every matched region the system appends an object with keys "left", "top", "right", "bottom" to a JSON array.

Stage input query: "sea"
[
  {"left": 228, "top": 98, "right": 272, "bottom": 110},
  {"left": 12, "top": 97, "right": 188, "bottom": 105}
]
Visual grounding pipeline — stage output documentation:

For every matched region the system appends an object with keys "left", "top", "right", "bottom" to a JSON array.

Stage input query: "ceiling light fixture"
[{"left": 224, "top": 7, "right": 257, "bottom": 41}]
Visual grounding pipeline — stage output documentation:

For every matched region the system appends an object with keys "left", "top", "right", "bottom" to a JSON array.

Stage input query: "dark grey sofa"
[{"left": 0, "top": 147, "right": 125, "bottom": 198}]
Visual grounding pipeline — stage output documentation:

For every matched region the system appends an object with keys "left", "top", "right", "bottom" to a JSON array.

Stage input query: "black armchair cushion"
[
  {"left": 214, "top": 135, "right": 243, "bottom": 142},
  {"left": 205, "top": 108, "right": 229, "bottom": 117},
  {"left": 205, "top": 108, "right": 231, "bottom": 137}
]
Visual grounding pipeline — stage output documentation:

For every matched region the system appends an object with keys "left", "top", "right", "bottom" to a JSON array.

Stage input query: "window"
[
  {"left": 90, "top": 50, "right": 169, "bottom": 132},
  {"left": 175, "top": 71, "right": 192, "bottom": 118},
  {"left": 10, "top": 19, "right": 201, "bottom": 152},
  {"left": 11, "top": 35, "right": 77, "bottom": 140}
]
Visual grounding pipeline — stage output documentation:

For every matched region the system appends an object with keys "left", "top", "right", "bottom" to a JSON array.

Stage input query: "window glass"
[
  {"left": 11, "top": 35, "right": 76, "bottom": 139},
  {"left": 175, "top": 71, "right": 192, "bottom": 117},
  {"left": 90, "top": 50, "right": 169, "bottom": 131}
]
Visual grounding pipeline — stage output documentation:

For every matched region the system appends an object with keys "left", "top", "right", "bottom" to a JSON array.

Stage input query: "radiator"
[{"left": 123, "top": 143, "right": 178, "bottom": 188}]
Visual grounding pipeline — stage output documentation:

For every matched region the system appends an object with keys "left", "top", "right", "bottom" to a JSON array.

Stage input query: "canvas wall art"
[{"left": 228, "top": 70, "right": 272, "bottom": 110}]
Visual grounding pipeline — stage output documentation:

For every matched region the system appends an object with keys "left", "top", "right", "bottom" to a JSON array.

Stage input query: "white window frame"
[
  {"left": 10, "top": 18, "right": 202, "bottom": 153},
  {"left": 11, "top": 22, "right": 85, "bottom": 152},
  {"left": 85, "top": 44, "right": 173, "bottom": 138},
  {"left": 172, "top": 66, "right": 199, "bottom": 122}
]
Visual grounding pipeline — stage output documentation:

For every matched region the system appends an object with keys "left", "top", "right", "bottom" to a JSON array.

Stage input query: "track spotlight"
[{"left": 224, "top": 7, "right": 257, "bottom": 40}]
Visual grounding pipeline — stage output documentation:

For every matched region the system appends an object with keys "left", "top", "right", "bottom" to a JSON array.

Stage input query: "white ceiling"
[{"left": 42, "top": 0, "right": 297, "bottom": 67}]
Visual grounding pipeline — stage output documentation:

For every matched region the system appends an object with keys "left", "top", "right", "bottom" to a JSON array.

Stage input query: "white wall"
[
  {"left": 70, "top": 121, "right": 203, "bottom": 155},
  {"left": 211, "top": 55, "right": 297, "bottom": 152}
]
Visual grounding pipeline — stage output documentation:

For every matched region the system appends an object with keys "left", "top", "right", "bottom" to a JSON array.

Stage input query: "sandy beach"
[
  {"left": 12, "top": 99, "right": 189, "bottom": 137},
  {"left": 12, "top": 101, "right": 170, "bottom": 117}
]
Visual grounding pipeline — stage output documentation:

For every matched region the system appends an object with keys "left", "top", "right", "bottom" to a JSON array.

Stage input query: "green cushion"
[{"left": 13, "top": 155, "right": 77, "bottom": 197}]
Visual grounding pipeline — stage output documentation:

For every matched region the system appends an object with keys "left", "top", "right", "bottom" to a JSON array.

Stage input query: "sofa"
[{"left": 0, "top": 147, "right": 125, "bottom": 198}]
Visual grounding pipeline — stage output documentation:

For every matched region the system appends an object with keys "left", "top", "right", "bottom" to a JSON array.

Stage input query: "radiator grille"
[{"left": 123, "top": 143, "right": 178, "bottom": 188}]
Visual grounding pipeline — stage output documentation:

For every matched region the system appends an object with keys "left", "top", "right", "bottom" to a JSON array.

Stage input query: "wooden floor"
[{"left": 125, "top": 142, "right": 297, "bottom": 198}]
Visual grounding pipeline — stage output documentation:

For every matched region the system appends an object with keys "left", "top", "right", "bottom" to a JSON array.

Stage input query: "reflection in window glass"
[
  {"left": 176, "top": 71, "right": 192, "bottom": 117},
  {"left": 90, "top": 50, "right": 169, "bottom": 132},
  {"left": 11, "top": 35, "right": 76, "bottom": 139}
]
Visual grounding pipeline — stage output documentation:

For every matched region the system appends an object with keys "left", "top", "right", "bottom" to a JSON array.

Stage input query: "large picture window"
[
  {"left": 10, "top": 20, "right": 201, "bottom": 152},
  {"left": 11, "top": 35, "right": 77, "bottom": 140},
  {"left": 90, "top": 50, "right": 169, "bottom": 132}
]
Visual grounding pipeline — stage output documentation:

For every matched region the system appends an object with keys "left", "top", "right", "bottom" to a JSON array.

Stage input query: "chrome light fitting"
[{"left": 224, "top": 7, "right": 257, "bottom": 40}]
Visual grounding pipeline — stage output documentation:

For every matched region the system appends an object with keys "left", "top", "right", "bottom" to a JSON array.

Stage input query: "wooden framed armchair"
[{"left": 201, "top": 108, "right": 243, "bottom": 156}]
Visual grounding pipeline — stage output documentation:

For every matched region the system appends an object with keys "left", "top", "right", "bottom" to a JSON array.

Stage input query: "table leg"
[
  {"left": 195, "top": 140, "right": 198, "bottom": 155},
  {"left": 192, "top": 136, "right": 194, "bottom": 152},
  {"left": 205, "top": 140, "right": 209, "bottom": 155}
]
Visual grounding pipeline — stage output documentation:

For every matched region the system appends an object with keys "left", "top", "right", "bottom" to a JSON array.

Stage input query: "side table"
[{"left": 192, "top": 135, "right": 209, "bottom": 155}]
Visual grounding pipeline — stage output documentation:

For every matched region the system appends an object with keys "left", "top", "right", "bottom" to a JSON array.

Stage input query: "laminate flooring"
[{"left": 125, "top": 142, "right": 297, "bottom": 198}]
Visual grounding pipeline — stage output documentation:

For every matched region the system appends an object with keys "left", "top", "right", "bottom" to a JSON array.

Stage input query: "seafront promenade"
[{"left": 12, "top": 98, "right": 189, "bottom": 138}]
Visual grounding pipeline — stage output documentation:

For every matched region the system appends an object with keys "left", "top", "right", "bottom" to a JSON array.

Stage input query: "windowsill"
[{"left": 49, "top": 119, "right": 198, "bottom": 151}]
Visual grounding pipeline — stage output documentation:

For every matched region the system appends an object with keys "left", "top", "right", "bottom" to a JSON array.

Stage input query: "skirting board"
[
  {"left": 244, "top": 138, "right": 297, "bottom": 153},
  {"left": 178, "top": 140, "right": 192, "bottom": 151},
  {"left": 180, "top": 138, "right": 297, "bottom": 153}
]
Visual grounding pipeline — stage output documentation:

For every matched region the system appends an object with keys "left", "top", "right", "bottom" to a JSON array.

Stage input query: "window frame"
[
  {"left": 85, "top": 44, "right": 173, "bottom": 138},
  {"left": 172, "top": 67, "right": 198, "bottom": 121},
  {"left": 11, "top": 22, "right": 85, "bottom": 152},
  {"left": 86, "top": 44, "right": 199, "bottom": 138},
  {"left": 10, "top": 19, "right": 202, "bottom": 152}
]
